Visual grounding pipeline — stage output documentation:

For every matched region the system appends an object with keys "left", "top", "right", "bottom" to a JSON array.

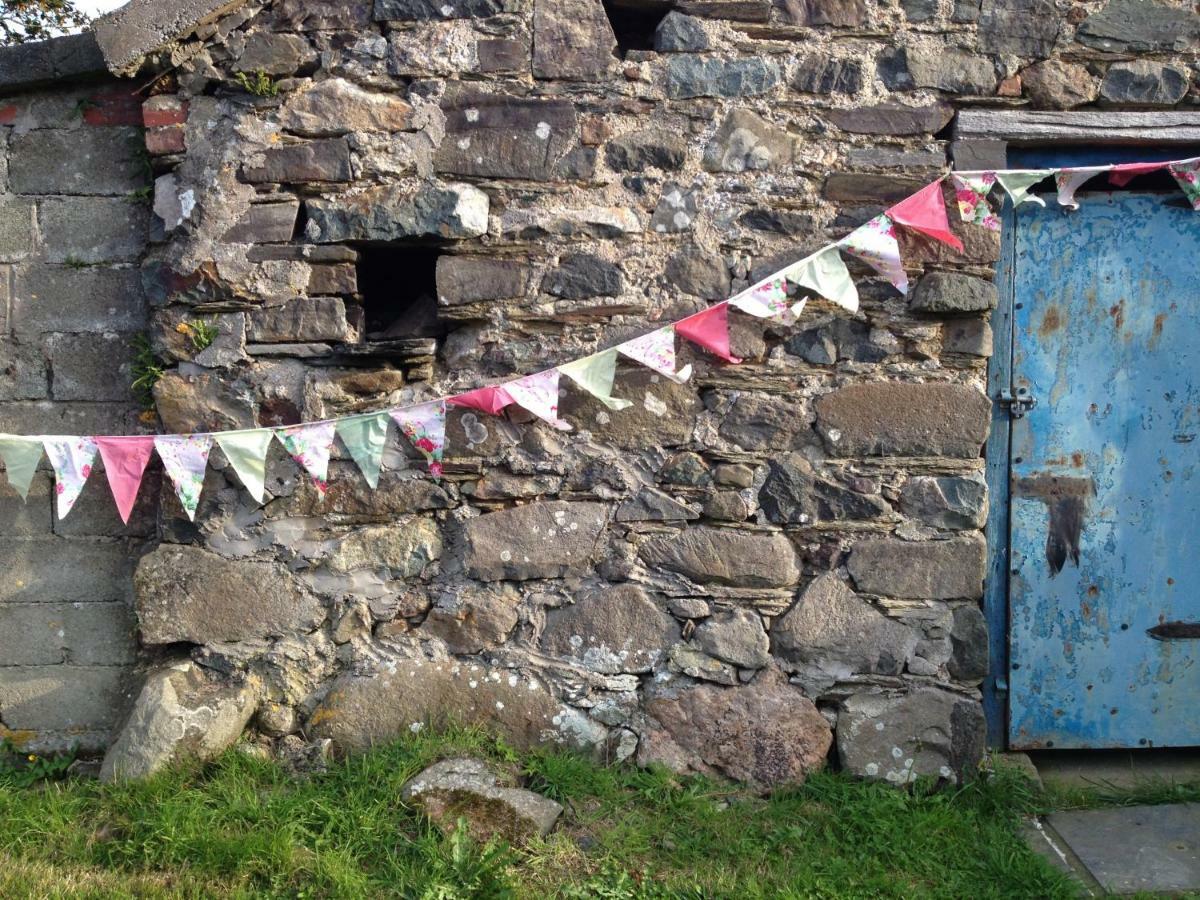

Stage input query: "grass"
[{"left": 0, "top": 728, "right": 1137, "bottom": 899}]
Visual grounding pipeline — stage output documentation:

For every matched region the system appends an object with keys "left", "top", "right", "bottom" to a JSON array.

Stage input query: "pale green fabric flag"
[
  {"left": 784, "top": 247, "right": 859, "bottom": 312},
  {"left": 559, "top": 350, "right": 632, "bottom": 411},
  {"left": 995, "top": 170, "right": 1053, "bottom": 208},
  {"left": 215, "top": 430, "right": 275, "bottom": 503},
  {"left": 336, "top": 412, "right": 390, "bottom": 489},
  {"left": 0, "top": 435, "right": 43, "bottom": 500}
]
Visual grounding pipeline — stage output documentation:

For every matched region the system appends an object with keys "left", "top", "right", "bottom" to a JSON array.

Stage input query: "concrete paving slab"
[{"left": 1045, "top": 804, "right": 1200, "bottom": 895}]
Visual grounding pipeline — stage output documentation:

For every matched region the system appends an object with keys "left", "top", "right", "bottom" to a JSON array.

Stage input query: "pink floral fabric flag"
[
  {"left": 390, "top": 400, "right": 447, "bottom": 476},
  {"left": 886, "top": 181, "right": 963, "bottom": 251},
  {"left": 276, "top": 422, "right": 336, "bottom": 496},
  {"left": 1055, "top": 168, "right": 1108, "bottom": 210},
  {"left": 730, "top": 277, "right": 790, "bottom": 318},
  {"left": 950, "top": 173, "right": 1000, "bottom": 231},
  {"left": 1169, "top": 159, "right": 1200, "bottom": 210},
  {"left": 43, "top": 436, "right": 98, "bottom": 519},
  {"left": 155, "top": 434, "right": 213, "bottom": 521},
  {"left": 1109, "top": 161, "right": 1167, "bottom": 187},
  {"left": 675, "top": 303, "right": 741, "bottom": 363},
  {"left": 504, "top": 370, "right": 572, "bottom": 431},
  {"left": 617, "top": 326, "right": 693, "bottom": 384},
  {"left": 447, "top": 385, "right": 514, "bottom": 416},
  {"left": 838, "top": 214, "right": 909, "bottom": 294},
  {"left": 94, "top": 436, "right": 155, "bottom": 524}
]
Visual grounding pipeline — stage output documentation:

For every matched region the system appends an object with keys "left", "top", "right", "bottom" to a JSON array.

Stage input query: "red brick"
[
  {"left": 145, "top": 126, "right": 185, "bottom": 156},
  {"left": 82, "top": 86, "right": 143, "bottom": 127},
  {"left": 142, "top": 96, "right": 188, "bottom": 128},
  {"left": 0, "top": 105, "right": 19, "bottom": 125}
]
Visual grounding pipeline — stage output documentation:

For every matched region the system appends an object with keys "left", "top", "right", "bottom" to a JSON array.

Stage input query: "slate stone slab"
[{"left": 1046, "top": 804, "right": 1200, "bottom": 894}]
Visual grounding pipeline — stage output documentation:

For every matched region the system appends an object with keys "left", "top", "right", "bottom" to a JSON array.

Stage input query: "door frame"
[{"left": 965, "top": 115, "right": 1200, "bottom": 747}]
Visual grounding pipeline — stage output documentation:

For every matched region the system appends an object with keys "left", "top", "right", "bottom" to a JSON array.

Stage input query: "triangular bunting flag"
[
  {"left": 215, "top": 429, "right": 276, "bottom": 503},
  {"left": 559, "top": 350, "right": 632, "bottom": 411},
  {"left": 995, "top": 170, "right": 1052, "bottom": 208},
  {"left": 43, "top": 436, "right": 98, "bottom": 519},
  {"left": 1054, "top": 168, "right": 1107, "bottom": 211},
  {"left": 730, "top": 277, "right": 791, "bottom": 318},
  {"left": 839, "top": 214, "right": 909, "bottom": 294},
  {"left": 390, "top": 400, "right": 446, "bottom": 476},
  {"left": 155, "top": 434, "right": 213, "bottom": 521},
  {"left": 675, "top": 303, "right": 741, "bottom": 363},
  {"left": 618, "top": 326, "right": 693, "bottom": 384},
  {"left": 1169, "top": 159, "right": 1200, "bottom": 210},
  {"left": 94, "top": 436, "right": 155, "bottom": 524},
  {"left": 0, "top": 435, "right": 44, "bottom": 500},
  {"left": 783, "top": 247, "right": 859, "bottom": 312},
  {"left": 886, "top": 181, "right": 963, "bottom": 251},
  {"left": 336, "top": 413, "right": 391, "bottom": 489},
  {"left": 447, "top": 385, "right": 513, "bottom": 416},
  {"left": 504, "top": 370, "right": 572, "bottom": 431},
  {"left": 1109, "top": 161, "right": 1167, "bottom": 187},
  {"left": 276, "top": 422, "right": 337, "bottom": 496},
  {"left": 950, "top": 173, "right": 1000, "bottom": 231}
]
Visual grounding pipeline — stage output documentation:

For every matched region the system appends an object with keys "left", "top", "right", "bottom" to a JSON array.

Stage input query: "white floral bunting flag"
[
  {"left": 276, "top": 422, "right": 337, "bottom": 496},
  {"left": 995, "top": 170, "right": 1053, "bottom": 208},
  {"left": 1055, "top": 167, "right": 1108, "bottom": 210},
  {"left": 1169, "top": 159, "right": 1200, "bottom": 210},
  {"left": 390, "top": 400, "right": 446, "bottom": 476},
  {"left": 838, "top": 214, "right": 908, "bottom": 294},
  {"left": 950, "top": 173, "right": 1000, "bottom": 231},
  {"left": 558, "top": 350, "right": 632, "bottom": 411},
  {"left": 783, "top": 247, "right": 859, "bottom": 313},
  {"left": 617, "top": 326, "right": 693, "bottom": 384},
  {"left": 155, "top": 434, "right": 213, "bottom": 521},
  {"left": 43, "top": 436, "right": 97, "bottom": 519},
  {"left": 504, "top": 369, "right": 572, "bottom": 431},
  {"left": 215, "top": 429, "right": 276, "bottom": 503},
  {"left": 729, "top": 277, "right": 790, "bottom": 318}
]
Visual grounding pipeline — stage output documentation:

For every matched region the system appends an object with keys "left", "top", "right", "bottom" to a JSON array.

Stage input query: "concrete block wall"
[{"left": 0, "top": 60, "right": 153, "bottom": 753}]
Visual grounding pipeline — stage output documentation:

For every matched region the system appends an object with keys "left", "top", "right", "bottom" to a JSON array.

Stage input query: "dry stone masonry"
[{"left": 1, "top": 0, "right": 1197, "bottom": 785}]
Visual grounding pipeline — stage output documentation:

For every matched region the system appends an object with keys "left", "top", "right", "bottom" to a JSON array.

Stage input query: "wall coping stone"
[
  {"left": 93, "top": 0, "right": 250, "bottom": 75},
  {"left": 0, "top": 32, "right": 106, "bottom": 95}
]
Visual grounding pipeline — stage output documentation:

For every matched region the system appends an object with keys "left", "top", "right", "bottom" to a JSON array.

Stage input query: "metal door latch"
[{"left": 998, "top": 388, "right": 1038, "bottom": 418}]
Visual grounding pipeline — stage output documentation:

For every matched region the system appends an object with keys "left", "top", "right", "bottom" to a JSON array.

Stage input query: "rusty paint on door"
[{"left": 1008, "top": 192, "right": 1200, "bottom": 750}]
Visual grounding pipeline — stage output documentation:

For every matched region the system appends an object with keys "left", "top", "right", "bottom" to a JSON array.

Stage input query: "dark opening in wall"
[
  {"left": 602, "top": 0, "right": 674, "bottom": 55},
  {"left": 357, "top": 244, "right": 446, "bottom": 341}
]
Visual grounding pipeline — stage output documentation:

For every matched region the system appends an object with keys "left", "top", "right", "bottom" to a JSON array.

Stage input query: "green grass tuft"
[{"left": 0, "top": 727, "right": 1143, "bottom": 899}]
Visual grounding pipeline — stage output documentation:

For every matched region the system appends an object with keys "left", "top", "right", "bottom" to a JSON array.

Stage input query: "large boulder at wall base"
[
  {"left": 100, "top": 661, "right": 260, "bottom": 782},
  {"left": 307, "top": 655, "right": 609, "bottom": 758},
  {"left": 638, "top": 669, "right": 833, "bottom": 788}
]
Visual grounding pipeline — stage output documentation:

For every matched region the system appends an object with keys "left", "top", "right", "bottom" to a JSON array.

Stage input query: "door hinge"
[{"left": 998, "top": 387, "right": 1037, "bottom": 418}]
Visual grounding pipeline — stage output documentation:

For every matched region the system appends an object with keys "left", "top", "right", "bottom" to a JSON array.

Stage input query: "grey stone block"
[
  {"left": 246, "top": 297, "right": 352, "bottom": 343},
  {"left": 434, "top": 93, "right": 578, "bottom": 181},
  {"left": 1100, "top": 60, "right": 1190, "bottom": 107},
  {"left": 0, "top": 601, "right": 137, "bottom": 666},
  {"left": 640, "top": 527, "right": 800, "bottom": 588},
  {"left": 0, "top": 538, "right": 135, "bottom": 604},
  {"left": 0, "top": 33, "right": 105, "bottom": 91},
  {"left": 13, "top": 265, "right": 147, "bottom": 335},
  {"left": 241, "top": 139, "right": 352, "bottom": 184},
  {"left": 0, "top": 401, "right": 139, "bottom": 436},
  {"left": 463, "top": 501, "right": 610, "bottom": 581},
  {"left": 54, "top": 466, "right": 159, "bottom": 539},
  {"left": 46, "top": 333, "right": 137, "bottom": 402},
  {"left": 9, "top": 128, "right": 147, "bottom": 197},
  {"left": 1076, "top": 0, "right": 1200, "bottom": 53},
  {"left": 231, "top": 32, "right": 317, "bottom": 75},
  {"left": 665, "top": 56, "right": 782, "bottom": 99},
  {"left": 38, "top": 198, "right": 149, "bottom": 264},
  {"left": 0, "top": 198, "right": 35, "bottom": 262},
  {"left": 436, "top": 256, "right": 531, "bottom": 306},
  {"left": 911, "top": 272, "right": 998, "bottom": 314},
  {"left": 0, "top": 472, "right": 53, "bottom": 536},
  {"left": 0, "top": 665, "right": 132, "bottom": 733},
  {"left": 374, "top": 0, "right": 501, "bottom": 19},
  {"left": 222, "top": 200, "right": 300, "bottom": 243},
  {"left": 306, "top": 183, "right": 488, "bottom": 242},
  {"left": 0, "top": 337, "right": 49, "bottom": 400},
  {"left": 848, "top": 535, "right": 987, "bottom": 600}
]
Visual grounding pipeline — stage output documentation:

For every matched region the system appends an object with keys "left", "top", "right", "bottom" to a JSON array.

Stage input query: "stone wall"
[
  {"left": 0, "top": 42, "right": 153, "bottom": 753},
  {"left": 3, "top": 0, "right": 1197, "bottom": 784}
]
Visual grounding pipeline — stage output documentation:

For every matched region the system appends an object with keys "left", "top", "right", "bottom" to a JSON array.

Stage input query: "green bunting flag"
[
  {"left": 215, "top": 430, "right": 276, "bottom": 503},
  {"left": 995, "top": 171, "right": 1053, "bottom": 208},
  {"left": 336, "top": 413, "right": 391, "bottom": 489},
  {"left": 0, "top": 435, "right": 43, "bottom": 500},
  {"left": 558, "top": 350, "right": 632, "bottom": 412},
  {"left": 784, "top": 247, "right": 859, "bottom": 313}
]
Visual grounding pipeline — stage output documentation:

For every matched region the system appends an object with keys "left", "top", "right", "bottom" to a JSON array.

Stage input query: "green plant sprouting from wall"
[
  {"left": 130, "top": 333, "right": 164, "bottom": 412},
  {"left": 234, "top": 69, "right": 279, "bottom": 97},
  {"left": 177, "top": 318, "right": 220, "bottom": 353}
]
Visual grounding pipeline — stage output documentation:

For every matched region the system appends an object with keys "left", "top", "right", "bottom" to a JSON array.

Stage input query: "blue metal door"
[{"left": 1006, "top": 191, "right": 1200, "bottom": 749}]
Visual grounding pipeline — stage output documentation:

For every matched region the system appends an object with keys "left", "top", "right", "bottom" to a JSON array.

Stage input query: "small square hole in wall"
[
  {"left": 602, "top": 0, "right": 674, "bottom": 56},
  {"left": 357, "top": 244, "right": 446, "bottom": 341}
]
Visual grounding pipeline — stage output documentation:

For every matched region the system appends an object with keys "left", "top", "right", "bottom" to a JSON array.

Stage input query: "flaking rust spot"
[
  {"left": 1014, "top": 474, "right": 1095, "bottom": 576},
  {"left": 1039, "top": 305, "right": 1063, "bottom": 337}
]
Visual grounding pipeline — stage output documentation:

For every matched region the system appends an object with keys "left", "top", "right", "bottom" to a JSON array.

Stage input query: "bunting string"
[{"left": 3, "top": 156, "right": 1197, "bottom": 519}]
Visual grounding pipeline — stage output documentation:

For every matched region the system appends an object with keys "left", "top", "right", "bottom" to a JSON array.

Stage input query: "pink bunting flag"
[
  {"left": 886, "top": 181, "right": 964, "bottom": 252},
  {"left": 154, "top": 434, "right": 213, "bottom": 521},
  {"left": 504, "top": 369, "right": 572, "bottom": 431},
  {"left": 390, "top": 400, "right": 447, "bottom": 476},
  {"left": 276, "top": 422, "right": 336, "bottom": 496},
  {"left": 675, "top": 303, "right": 741, "bottom": 364},
  {"left": 838, "top": 214, "right": 909, "bottom": 294},
  {"left": 95, "top": 436, "right": 155, "bottom": 524},
  {"left": 42, "top": 436, "right": 98, "bottom": 519},
  {"left": 448, "top": 385, "right": 514, "bottom": 416},
  {"left": 1108, "top": 161, "right": 1168, "bottom": 187}
]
